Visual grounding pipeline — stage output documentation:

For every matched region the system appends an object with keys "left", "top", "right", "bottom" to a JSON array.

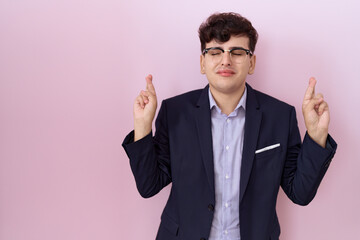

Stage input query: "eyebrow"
[{"left": 211, "top": 46, "right": 246, "bottom": 50}]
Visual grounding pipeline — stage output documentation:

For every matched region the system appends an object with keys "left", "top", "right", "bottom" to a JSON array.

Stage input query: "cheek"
[
  {"left": 204, "top": 62, "right": 216, "bottom": 73},
  {"left": 240, "top": 62, "right": 251, "bottom": 73}
]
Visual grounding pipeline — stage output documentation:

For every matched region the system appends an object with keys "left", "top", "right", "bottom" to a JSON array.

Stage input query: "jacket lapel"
[
  {"left": 239, "top": 84, "right": 262, "bottom": 203},
  {"left": 195, "top": 85, "right": 215, "bottom": 195}
]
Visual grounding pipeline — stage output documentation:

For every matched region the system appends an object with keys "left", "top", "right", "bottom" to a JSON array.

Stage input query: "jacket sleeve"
[
  {"left": 281, "top": 107, "right": 337, "bottom": 206},
  {"left": 122, "top": 101, "right": 172, "bottom": 198}
]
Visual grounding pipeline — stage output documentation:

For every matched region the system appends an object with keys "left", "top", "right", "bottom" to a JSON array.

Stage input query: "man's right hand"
[{"left": 134, "top": 74, "right": 158, "bottom": 141}]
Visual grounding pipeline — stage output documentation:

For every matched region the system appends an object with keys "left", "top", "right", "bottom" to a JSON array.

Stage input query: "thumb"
[{"left": 304, "top": 96, "right": 323, "bottom": 113}]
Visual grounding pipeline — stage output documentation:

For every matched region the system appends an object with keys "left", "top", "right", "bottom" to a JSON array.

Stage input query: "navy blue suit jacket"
[{"left": 123, "top": 84, "right": 337, "bottom": 240}]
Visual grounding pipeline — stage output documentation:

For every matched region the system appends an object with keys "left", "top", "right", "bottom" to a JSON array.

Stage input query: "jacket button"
[{"left": 208, "top": 204, "right": 214, "bottom": 211}]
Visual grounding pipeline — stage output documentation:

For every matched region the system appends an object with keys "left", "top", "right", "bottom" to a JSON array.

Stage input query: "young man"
[{"left": 123, "top": 12, "right": 337, "bottom": 240}]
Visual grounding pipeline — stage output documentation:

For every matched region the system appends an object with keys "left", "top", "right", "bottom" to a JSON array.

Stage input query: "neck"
[{"left": 210, "top": 85, "right": 245, "bottom": 115}]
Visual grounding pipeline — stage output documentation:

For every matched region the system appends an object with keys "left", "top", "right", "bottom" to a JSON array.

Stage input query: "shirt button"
[
  {"left": 225, "top": 145, "right": 229, "bottom": 150},
  {"left": 227, "top": 119, "right": 230, "bottom": 123},
  {"left": 225, "top": 174, "right": 229, "bottom": 179},
  {"left": 224, "top": 230, "right": 228, "bottom": 235},
  {"left": 225, "top": 202, "right": 229, "bottom": 208}
]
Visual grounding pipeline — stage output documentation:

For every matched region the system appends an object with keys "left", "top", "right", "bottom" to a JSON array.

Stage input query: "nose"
[{"left": 221, "top": 51, "right": 232, "bottom": 66}]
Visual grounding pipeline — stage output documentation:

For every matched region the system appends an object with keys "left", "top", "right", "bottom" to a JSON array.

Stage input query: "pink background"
[{"left": 1, "top": 0, "right": 359, "bottom": 239}]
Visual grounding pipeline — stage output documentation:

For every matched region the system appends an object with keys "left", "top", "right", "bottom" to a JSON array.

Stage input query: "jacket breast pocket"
[{"left": 255, "top": 145, "right": 282, "bottom": 159}]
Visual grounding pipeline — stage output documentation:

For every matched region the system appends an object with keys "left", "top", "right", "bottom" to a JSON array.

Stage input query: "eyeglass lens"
[{"left": 207, "top": 48, "right": 248, "bottom": 64}]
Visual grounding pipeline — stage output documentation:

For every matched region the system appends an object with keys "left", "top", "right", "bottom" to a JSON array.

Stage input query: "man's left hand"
[{"left": 302, "top": 77, "right": 330, "bottom": 148}]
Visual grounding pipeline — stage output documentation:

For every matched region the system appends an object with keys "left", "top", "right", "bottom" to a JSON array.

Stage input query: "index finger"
[
  {"left": 304, "top": 77, "right": 316, "bottom": 101},
  {"left": 145, "top": 74, "right": 156, "bottom": 95}
]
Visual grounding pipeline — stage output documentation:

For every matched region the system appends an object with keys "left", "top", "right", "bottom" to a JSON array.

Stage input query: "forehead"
[{"left": 206, "top": 35, "right": 250, "bottom": 49}]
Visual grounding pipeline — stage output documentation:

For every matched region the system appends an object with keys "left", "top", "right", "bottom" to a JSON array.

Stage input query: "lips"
[{"left": 217, "top": 69, "right": 235, "bottom": 77}]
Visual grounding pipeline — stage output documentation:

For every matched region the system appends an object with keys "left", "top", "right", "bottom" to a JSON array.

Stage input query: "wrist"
[
  {"left": 307, "top": 131, "right": 328, "bottom": 148},
  {"left": 134, "top": 120, "right": 152, "bottom": 141}
]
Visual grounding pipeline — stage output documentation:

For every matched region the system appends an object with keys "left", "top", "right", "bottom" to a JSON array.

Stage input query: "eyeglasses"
[{"left": 202, "top": 47, "right": 253, "bottom": 64}]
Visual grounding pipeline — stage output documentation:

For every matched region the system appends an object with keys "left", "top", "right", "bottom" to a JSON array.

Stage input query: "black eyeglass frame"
[{"left": 202, "top": 47, "right": 253, "bottom": 56}]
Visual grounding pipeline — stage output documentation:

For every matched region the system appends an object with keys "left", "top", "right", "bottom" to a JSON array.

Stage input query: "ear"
[
  {"left": 200, "top": 54, "right": 205, "bottom": 74},
  {"left": 248, "top": 54, "right": 256, "bottom": 75}
]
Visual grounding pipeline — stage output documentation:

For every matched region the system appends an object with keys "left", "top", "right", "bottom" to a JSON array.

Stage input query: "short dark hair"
[{"left": 198, "top": 12, "right": 258, "bottom": 54}]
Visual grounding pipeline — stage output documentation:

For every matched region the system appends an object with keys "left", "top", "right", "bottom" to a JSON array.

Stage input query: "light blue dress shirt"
[{"left": 208, "top": 87, "right": 247, "bottom": 240}]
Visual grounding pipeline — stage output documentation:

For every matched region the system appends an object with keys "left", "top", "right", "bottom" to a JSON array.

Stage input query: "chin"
[{"left": 212, "top": 81, "right": 246, "bottom": 95}]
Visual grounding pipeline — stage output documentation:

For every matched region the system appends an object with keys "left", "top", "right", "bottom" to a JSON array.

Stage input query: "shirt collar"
[{"left": 208, "top": 86, "right": 247, "bottom": 115}]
